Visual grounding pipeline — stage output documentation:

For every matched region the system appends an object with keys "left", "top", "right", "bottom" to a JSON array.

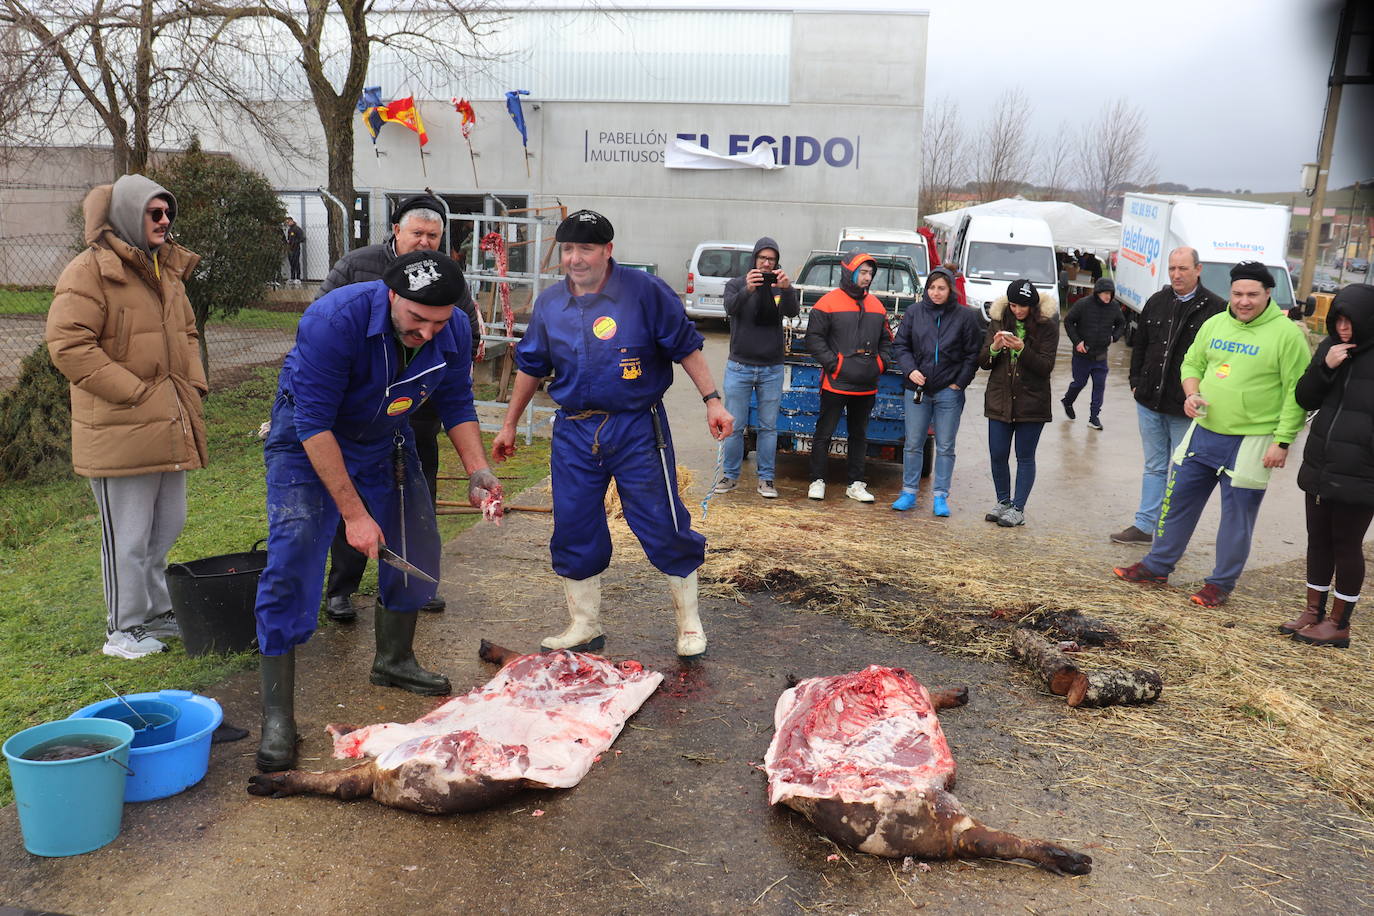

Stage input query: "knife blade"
[{"left": 377, "top": 546, "right": 439, "bottom": 585}]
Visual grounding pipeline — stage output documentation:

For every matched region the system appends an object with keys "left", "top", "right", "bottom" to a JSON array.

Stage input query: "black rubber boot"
[
  {"left": 370, "top": 607, "right": 451, "bottom": 695},
  {"left": 256, "top": 649, "right": 298, "bottom": 772}
]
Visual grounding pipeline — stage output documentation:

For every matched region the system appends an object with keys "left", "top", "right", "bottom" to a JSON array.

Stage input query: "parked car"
[
  {"left": 682, "top": 241, "right": 754, "bottom": 321},
  {"left": 1315, "top": 277, "right": 1339, "bottom": 293},
  {"left": 1349, "top": 258, "right": 1369, "bottom": 273}
]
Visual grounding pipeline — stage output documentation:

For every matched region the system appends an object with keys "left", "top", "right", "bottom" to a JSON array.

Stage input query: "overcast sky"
[{"left": 918, "top": 0, "right": 1372, "bottom": 191}]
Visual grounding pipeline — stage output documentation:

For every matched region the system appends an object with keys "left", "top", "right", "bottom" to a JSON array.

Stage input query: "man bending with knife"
[
  {"left": 492, "top": 210, "right": 731, "bottom": 658},
  {"left": 253, "top": 251, "right": 501, "bottom": 772}
]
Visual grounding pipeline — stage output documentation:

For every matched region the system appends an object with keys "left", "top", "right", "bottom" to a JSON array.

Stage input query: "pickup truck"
[{"left": 738, "top": 251, "right": 931, "bottom": 472}]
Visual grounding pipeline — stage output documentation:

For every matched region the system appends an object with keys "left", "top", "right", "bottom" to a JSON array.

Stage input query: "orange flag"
[{"left": 381, "top": 96, "right": 428, "bottom": 146}]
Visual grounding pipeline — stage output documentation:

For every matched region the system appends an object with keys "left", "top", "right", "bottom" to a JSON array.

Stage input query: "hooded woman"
[
  {"left": 1284, "top": 283, "right": 1374, "bottom": 648},
  {"left": 980, "top": 279, "right": 1059, "bottom": 527},
  {"left": 890, "top": 266, "right": 983, "bottom": 515}
]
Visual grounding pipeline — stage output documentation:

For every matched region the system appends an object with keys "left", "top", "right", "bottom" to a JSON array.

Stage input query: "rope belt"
[{"left": 564, "top": 409, "right": 611, "bottom": 454}]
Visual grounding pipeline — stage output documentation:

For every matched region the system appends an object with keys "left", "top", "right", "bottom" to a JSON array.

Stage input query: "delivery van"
[
  {"left": 1115, "top": 193, "right": 1297, "bottom": 314},
  {"left": 946, "top": 214, "right": 1058, "bottom": 323},
  {"left": 836, "top": 227, "right": 930, "bottom": 281}
]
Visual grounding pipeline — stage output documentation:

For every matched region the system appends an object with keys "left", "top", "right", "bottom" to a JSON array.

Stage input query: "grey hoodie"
[{"left": 109, "top": 174, "right": 177, "bottom": 257}]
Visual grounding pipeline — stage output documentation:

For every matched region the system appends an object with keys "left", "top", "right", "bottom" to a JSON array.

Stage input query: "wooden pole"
[{"left": 466, "top": 136, "right": 479, "bottom": 187}]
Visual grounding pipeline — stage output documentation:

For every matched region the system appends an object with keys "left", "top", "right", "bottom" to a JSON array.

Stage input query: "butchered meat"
[
  {"left": 248, "top": 644, "right": 662, "bottom": 814},
  {"left": 765, "top": 665, "right": 1091, "bottom": 875}
]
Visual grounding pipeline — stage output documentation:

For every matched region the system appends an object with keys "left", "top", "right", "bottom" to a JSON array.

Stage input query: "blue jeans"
[
  {"left": 1063, "top": 352, "right": 1108, "bottom": 418},
  {"left": 1134, "top": 404, "right": 1193, "bottom": 534},
  {"left": 987, "top": 419, "right": 1045, "bottom": 510},
  {"left": 901, "top": 386, "right": 966, "bottom": 496},
  {"left": 1141, "top": 426, "right": 1266, "bottom": 592},
  {"left": 722, "top": 360, "right": 784, "bottom": 482}
]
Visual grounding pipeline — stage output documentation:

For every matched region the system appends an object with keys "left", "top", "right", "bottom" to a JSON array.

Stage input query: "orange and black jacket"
[{"left": 804, "top": 252, "right": 893, "bottom": 396}]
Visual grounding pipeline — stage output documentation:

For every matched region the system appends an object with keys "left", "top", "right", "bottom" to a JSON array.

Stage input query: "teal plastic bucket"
[{"left": 3, "top": 718, "right": 134, "bottom": 856}]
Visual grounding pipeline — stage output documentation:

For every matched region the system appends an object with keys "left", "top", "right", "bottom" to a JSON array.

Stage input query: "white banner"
[{"left": 663, "top": 138, "right": 784, "bottom": 171}]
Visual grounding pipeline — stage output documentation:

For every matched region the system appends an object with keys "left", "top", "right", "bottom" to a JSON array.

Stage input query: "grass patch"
[
  {"left": 0, "top": 367, "right": 549, "bottom": 804},
  {"left": 0, "top": 288, "right": 52, "bottom": 316},
  {"left": 208, "top": 307, "right": 302, "bottom": 331}
]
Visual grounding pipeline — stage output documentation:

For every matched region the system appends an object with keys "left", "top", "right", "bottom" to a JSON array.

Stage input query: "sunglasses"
[{"left": 146, "top": 207, "right": 171, "bottom": 223}]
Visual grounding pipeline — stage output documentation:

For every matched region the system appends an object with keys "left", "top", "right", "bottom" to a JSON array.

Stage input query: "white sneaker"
[
  {"left": 143, "top": 611, "right": 181, "bottom": 640},
  {"left": 102, "top": 626, "right": 169, "bottom": 659},
  {"left": 808, "top": 479, "right": 826, "bottom": 500},
  {"left": 845, "top": 481, "right": 875, "bottom": 503}
]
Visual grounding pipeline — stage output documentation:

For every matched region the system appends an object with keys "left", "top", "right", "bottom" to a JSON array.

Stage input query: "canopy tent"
[{"left": 923, "top": 198, "right": 1122, "bottom": 253}]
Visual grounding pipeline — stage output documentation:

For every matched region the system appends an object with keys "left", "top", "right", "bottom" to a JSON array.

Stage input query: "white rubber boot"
[
  {"left": 668, "top": 571, "right": 707, "bottom": 658},
  {"left": 542, "top": 574, "right": 605, "bottom": 651}
]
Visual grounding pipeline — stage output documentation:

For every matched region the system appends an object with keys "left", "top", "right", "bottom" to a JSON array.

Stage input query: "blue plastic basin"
[
  {"left": 83, "top": 698, "right": 182, "bottom": 748},
  {"left": 3, "top": 718, "right": 134, "bottom": 856},
  {"left": 69, "top": 690, "right": 222, "bottom": 802}
]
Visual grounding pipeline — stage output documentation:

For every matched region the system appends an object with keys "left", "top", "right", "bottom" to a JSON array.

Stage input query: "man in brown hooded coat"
[{"left": 46, "top": 174, "right": 209, "bottom": 659}]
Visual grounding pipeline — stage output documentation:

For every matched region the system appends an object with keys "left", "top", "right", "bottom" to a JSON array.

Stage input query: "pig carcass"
[
  {"left": 765, "top": 665, "right": 1092, "bottom": 875},
  {"left": 247, "top": 642, "right": 662, "bottom": 814}
]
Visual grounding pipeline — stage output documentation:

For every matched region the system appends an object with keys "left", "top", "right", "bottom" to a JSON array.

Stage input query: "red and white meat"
[
  {"left": 248, "top": 648, "right": 662, "bottom": 814},
  {"left": 765, "top": 665, "right": 1091, "bottom": 875}
]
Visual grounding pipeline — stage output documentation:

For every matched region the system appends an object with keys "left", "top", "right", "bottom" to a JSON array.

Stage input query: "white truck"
[
  {"left": 836, "top": 227, "right": 930, "bottom": 282},
  {"left": 1115, "top": 193, "right": 1298, "bottom": 314},
  {"left": 944, "top": 213, "right": 1058, "bottom": 324}
]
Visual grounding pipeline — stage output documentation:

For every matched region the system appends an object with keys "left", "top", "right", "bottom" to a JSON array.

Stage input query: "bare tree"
[
  {"left": 1035, "top": 120, "right": 1074, "bottom": 202},
  {"left": 920, "top": 96, "right": 967, "bottom": 218},
  {"left": 1074, "top": 98, "right": 1158, "bottom": 216},
  {"left": 971, "top": 89, "right": 1034, "bottom": 203},
  {"left": 0, "top": 0, "right": 303, "bottom": 176}
]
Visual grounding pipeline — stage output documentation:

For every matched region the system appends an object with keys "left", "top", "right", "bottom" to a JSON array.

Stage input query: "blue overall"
[
  {"left": 254, "top": 281, "right": 475, "bottom": 655},
  {"left": 516, "top": 260, "right": 707, "bottom": 580}
]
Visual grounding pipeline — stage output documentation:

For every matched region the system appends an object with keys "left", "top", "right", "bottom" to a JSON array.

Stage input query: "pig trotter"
[
  {"left": 247, "top": 762, "right": 378, "bottom": 801},
  {"left": 957, "top": 823, "right": 1093, "bottom": 875},
  {"left": 926, "top": 686, "right": 969, "bottom": 710},
  {"left": 479, "top": 639, "right": 522, "bottom": 667}
]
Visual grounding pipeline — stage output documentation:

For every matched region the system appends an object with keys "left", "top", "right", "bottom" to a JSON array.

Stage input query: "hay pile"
[{"left": 610, "top": 495, "right": 1374, "bottom": 816}]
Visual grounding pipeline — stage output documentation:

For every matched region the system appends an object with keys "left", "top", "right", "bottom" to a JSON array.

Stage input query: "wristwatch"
[
  {"left": 1276, "top": 442, "right": 1290, "bottom": 449},
  {"left": 702, "top": 390, "right": 721, "bottom": 403}
]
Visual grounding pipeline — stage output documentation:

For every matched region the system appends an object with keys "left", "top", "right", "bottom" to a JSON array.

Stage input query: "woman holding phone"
[{"left": 980, "top": 278, "right": 1060, "bottom": 527}]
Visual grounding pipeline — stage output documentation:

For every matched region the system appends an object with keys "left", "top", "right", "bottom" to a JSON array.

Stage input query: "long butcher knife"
[{"left": 377, "top": 546, "right": 439, "bottom": 585}]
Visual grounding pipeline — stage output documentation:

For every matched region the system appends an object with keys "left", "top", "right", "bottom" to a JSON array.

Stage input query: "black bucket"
[{"left": 165, "top": 540, "right": 266, "bottom": 657}]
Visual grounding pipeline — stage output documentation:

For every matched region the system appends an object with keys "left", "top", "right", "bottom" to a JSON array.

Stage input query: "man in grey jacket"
[{"left": 315, "top": 194, "right": 480, "bottom": 621}]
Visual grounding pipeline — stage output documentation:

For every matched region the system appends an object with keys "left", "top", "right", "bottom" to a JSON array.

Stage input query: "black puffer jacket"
[
  {"left": 893, "top": 267, "right": 983, "bottom": 393},
  {"left": 805, "top": 252, "right": 893, "bottom": 396},
  {"left": 1295, "top": 284, "right": 1374, "bottom": 507},
  {"left": 1129, "top": 282, "right": 1226, "bottom": 415},
  {"left": 317, "top": 237, "right": 481, "bottom": 358},
  {"left": 1063, "top": 279, "right": 1125, "bottom": 360}
]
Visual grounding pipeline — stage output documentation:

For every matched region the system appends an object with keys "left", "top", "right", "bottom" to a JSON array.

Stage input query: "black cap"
[
  {"left": 1229, "top": 260, "right": 1275, "bottom": 289},
  {"left": 383, "top": 251, "right": 466, "bottom": 306},
  {"left": 556, "top": 209, "right": 614, "bottom": 244},
  {"left": 1007, "top": 278, "right": 1040, "bottom": 307},
  {"left": 390, "top": 194, "right": 445, "bottom": 227}
]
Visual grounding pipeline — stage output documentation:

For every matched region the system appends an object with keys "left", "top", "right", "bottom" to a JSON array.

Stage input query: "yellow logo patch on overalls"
[
  {"left": 1215, "top": 363, "right": 1231, "bottom": 380},
  {"left": 386, "top": 396, "right": 414, "bottom": 416},
  {"left": 593, "top": 316, "right": 617, "bottom": 340},
  {"left": 620, "top": 357, "right": 643, "bottom": 380}
]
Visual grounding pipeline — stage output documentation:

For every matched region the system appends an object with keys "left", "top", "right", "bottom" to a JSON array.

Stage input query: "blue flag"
[
  {"left": 505, "top": 89, "right": 530, "bottom": 148},
  {"left": 357, "top": 85, "right": 386, "bottom": 144}
]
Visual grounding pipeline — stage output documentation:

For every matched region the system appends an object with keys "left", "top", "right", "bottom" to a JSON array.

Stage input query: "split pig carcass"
[
  {"left": 764, "top": 665, "right": 1092, "bottom": 875},
  {"left": 247, "top": 642, "right": 662, "bottom": 814}
]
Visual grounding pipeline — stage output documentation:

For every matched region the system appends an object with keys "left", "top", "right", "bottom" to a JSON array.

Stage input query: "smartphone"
[{"left": 759, "top": 270, "right": 777, "bottom": 283}]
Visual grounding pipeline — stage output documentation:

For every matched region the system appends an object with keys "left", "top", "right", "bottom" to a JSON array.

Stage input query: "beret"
[
  {"left": 556, "top": 209, "right": 614, "bottom": 244},
  {"left": 383, "top": 250, "right": 466, "bottom": 306}
]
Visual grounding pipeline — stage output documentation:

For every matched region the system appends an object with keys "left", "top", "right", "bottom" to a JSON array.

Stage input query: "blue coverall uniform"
[
  {"left": 254, "top": 281, "right": 476, "bottom": 655},
  {"left": 515, "top": 260, "right": 707, "bottom": 580}
]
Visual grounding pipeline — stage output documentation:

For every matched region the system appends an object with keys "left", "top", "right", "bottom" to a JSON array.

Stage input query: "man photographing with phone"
[{"left": 717, "top": 236, "right": 800, "bottom": 499}]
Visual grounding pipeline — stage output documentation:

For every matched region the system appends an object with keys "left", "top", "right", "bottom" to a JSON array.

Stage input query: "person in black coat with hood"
[
  {"left": 1283, "top": 283, "right": 1374, "bottom": 648},
  {"left": 1060, "top": 277, "right": 1126, "bottom": 430}
]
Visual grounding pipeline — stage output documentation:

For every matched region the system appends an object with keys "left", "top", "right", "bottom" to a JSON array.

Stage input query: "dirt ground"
[{"left": 3, "top": 329, "right": 1372, "bottom": 914}]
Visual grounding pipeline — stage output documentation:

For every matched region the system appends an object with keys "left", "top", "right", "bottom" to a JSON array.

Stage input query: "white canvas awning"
[{"left": 924, "top": 197, "right": 1122, "bottom": 252}]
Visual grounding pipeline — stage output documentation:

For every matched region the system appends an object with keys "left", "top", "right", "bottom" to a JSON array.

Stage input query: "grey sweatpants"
[{"left": 89, "top": 471, "right": 187, "bottom": 633}]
